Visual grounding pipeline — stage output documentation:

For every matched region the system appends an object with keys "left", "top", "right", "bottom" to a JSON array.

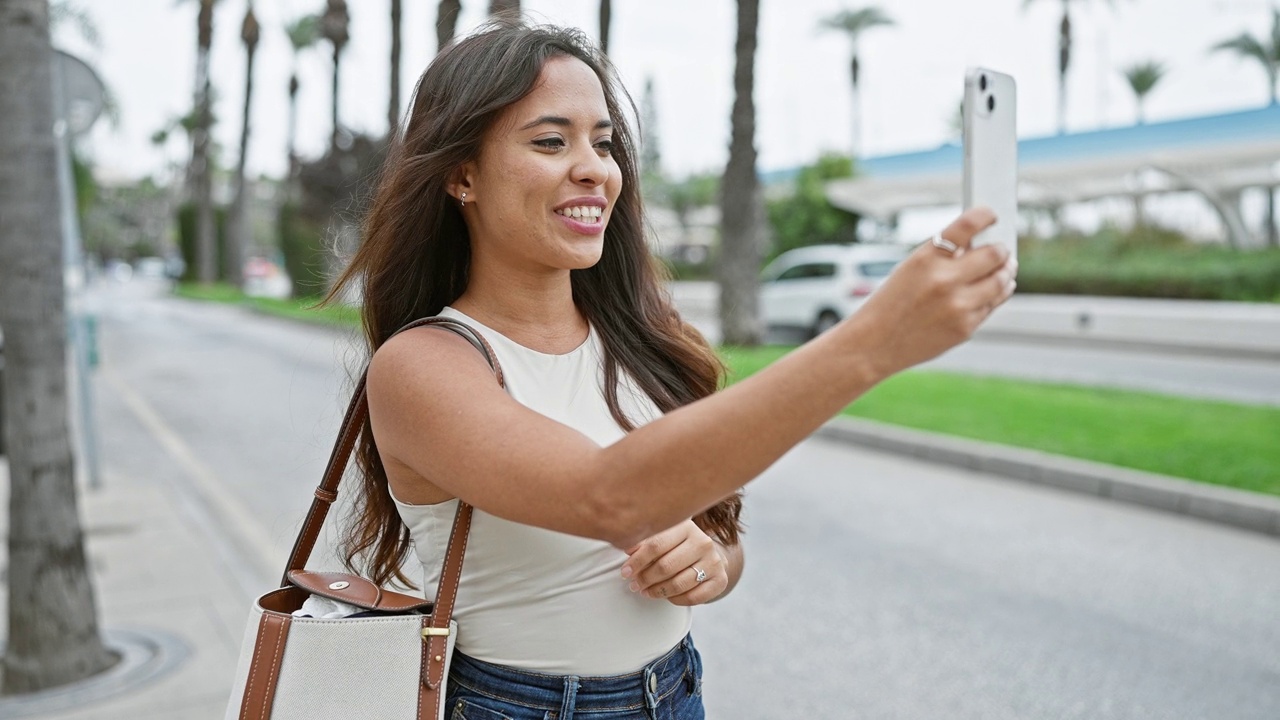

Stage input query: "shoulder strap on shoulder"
[{"left": 279, "top": 317, "right": 504, "bottom": 585}]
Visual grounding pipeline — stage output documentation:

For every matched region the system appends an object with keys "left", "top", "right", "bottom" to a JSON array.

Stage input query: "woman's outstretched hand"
[
  {"left": 843, "top": 207, "right": 1018, "bottom": 379},
  {"left": 621, "top": 520, "right": 729, "bottom": 606}
]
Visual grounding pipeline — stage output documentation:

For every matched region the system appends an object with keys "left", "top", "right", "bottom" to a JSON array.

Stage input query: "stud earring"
[{"left": 460, "top": 192, "right": 467, "bottom": 208}]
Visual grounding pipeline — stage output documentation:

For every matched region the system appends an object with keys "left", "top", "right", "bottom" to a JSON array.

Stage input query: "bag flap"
[{"left": 287, "top": 570, "right": 434, "bottom": 613}]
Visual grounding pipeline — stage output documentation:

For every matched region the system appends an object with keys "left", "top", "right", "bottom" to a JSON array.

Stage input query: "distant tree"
[
  {"left": 640, "top": 76, "right": 661, "bottom": 177},
  {"left": 321, "top": 0, "right": 350, "bottom": 156},
  {"left": 767, "top": 153, "right": 860, "bottom": 261},
  {"left": 720, "top": 0, "right": 764, "bottom": 346},
  {"left": 227, "top": 2, "right": 259, "bottom": 288},
  {"left": 489, "top": 0, "right": 519, "bottom": 17},
  {"left": 1211, "top": 9, "right": 1279, "bottom": 246},
  {"left": 389, "top": 0, "right": 402, "bottom": 135},
  {"left": 1023, "top": 0, "right": 1123, "bottom": 135},
  {"left": 436, "top": 0, "right": 461, "bottom": 52},
  {"left": 1211, "top": 8, "right": 1280, "bottom": 106},
  {"left": 0, "top": 0, "right": 117, "bottom": 693},
  {"left": 1121, "top": 60, "right": 1165, "bottom": 124},
  {"left": 819, "top": 6, "right": 894, "bottom": 158},
  {"left": 285, "top": 14, "right": 320, "bottom": 185},
  {"left": 599, "top": 0, "right": 612, "bottom": 53}
]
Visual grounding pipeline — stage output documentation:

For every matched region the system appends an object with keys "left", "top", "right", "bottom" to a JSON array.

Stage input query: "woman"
[{"left": 330, "top": 20, "right": 1015, "bottom": 720}]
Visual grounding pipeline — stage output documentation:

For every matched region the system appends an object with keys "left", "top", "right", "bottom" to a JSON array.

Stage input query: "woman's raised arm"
[{"left": 368, "top": 208, "right": 1015, "bottom": 549}]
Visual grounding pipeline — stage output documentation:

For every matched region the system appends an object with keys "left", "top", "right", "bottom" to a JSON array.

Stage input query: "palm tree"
[
  {"left": 819, "top": 6, "right": 894, "bottom": 158},
  {"left": 1212, "top": 9, "right": 1280, "bottom": 246},
  {"left": 321, "top": 0, "right": 350, "bottom": 156},
  {"left": 599, "top": 0, "right": 612, "bottom": 53},
  {"left": 189, "top": 0, "right": 219, "bottom": 283},
  {"left": 1023, "top": 0, "right": 1121, "bottom": 136},
  {"left": 719, "top": 0, "right": 764, "bottom": 346},
  {"left": 1121, "top": 60, "right": 1165, "bottom": 124},
  {"left": 0, "top": 0, "right": 116, "bottom": 693},
  {"left": 389, "top": 0, "right": 402, "bottom": 135},
  {"left": 1211, "top": 8, "right": 1280, "bottom": 106},
  {"left": 285, "top": 13, "right": 320, "bottom": 184},
  {"left": 228, "top": 2, "right": 259, "bottom": 289},
  {"left": 436, "top": 0, "right": 461, "bottom": 52},
  {"left": 489, "top": 0, "right": 519, "bottom": 16}
]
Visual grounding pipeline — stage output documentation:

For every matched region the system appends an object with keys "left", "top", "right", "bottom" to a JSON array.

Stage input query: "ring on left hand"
[{"left": 692, "top": 566, "right": 707, "bottom": 583}]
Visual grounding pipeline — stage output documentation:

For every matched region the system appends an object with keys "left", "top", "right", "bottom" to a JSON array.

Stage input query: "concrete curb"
[{"left": 814, "top": 416, "right": 1280, "bottom": 539}]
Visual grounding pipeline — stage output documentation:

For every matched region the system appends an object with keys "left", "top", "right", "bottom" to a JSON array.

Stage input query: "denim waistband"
[{"left": 448, "top": 634, "right": 702, "bottom": 715}]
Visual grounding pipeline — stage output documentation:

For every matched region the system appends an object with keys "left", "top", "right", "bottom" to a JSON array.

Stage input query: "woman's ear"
[{"left": 446, "top": 162, "right": 477, "bottom": 204}]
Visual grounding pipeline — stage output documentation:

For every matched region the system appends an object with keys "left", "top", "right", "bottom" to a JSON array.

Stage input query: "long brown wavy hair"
[{"left": 328, "top": 20, "right": 743, "bottom": 589}]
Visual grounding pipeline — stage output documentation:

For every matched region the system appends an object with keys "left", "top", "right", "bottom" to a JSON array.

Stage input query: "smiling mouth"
[{"left": 555, "top": 206, "right": 604, "bottom": 223}]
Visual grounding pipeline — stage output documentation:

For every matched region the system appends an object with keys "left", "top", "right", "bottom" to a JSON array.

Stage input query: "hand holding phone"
[{"left": 963, "top": 67, "right": 1018, "bottom": 260}]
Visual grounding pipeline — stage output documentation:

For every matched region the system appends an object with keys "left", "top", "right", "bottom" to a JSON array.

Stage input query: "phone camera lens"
[
  {"left": 979, "top": 74, "right": 988, "bottom": 91},
  {"left": 987, "top": 95, "right": 996, "bottom": 112}
]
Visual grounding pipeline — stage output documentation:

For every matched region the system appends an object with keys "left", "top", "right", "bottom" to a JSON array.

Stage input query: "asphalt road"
[{"left": 90, "top": 278, "right": 1280, "bottom": 719}]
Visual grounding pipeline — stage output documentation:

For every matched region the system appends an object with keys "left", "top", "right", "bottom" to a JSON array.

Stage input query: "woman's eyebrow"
[{"left": 519, "top": 115, "right": 614, "bottom": 131}]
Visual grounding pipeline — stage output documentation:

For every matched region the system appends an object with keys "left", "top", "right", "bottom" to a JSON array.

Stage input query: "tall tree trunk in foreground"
[
  {"left": 718, "top": 0, "right": 764, "bottom": 346},
  {"left": 0, "top": 0, "right": 117, "bottom": 694}
]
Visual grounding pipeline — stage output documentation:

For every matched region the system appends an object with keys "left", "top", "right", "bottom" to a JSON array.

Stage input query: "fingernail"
[
  {"left": 629, "top": 581, "right": 639, "bottom": 593},
  {"left": 621, "top": 566, "right": 632, "bottom": 579}
]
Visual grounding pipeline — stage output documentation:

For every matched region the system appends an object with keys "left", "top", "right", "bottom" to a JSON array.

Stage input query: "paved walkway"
[{"left": 0, "top": 371, "right": 259, "bottom": 719}]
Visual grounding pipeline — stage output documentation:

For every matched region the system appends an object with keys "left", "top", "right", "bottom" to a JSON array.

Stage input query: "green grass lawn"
[
  {"left": 174, "top": 283, "right": 361, "bottom": 328},
  {"left": 721, "top": 346, "right": 1280, "bottom": 497}
]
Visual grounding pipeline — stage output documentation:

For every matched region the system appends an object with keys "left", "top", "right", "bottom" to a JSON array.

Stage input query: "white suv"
[{"left": 759, "top": 244, "right": 908, "bottom": 337}]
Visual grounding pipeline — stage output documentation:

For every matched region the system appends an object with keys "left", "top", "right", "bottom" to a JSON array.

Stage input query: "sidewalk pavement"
[{"left": 0, "top": 385, "right": 260, "bottom": 719}]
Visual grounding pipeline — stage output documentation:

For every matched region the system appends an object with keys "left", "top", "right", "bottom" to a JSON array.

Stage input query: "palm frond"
[
  {"left": 819, "top": 7, "right": 895, "bottom": 37},
  {"left": 1212, "top": 33, "right": 1269, "bottom": 64},
  {"left": 286, "top": 14, "right": 322, "bottom": 51},
  {"left": 1270, "top": 8, "right": 1280, "bottom": 62},
  {"left": 1122, "top": 60, "right": 1166, "bottom": 96}
]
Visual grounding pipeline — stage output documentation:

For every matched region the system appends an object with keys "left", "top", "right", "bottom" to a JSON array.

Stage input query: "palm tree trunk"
[
  {"left": 1056, "top": 5, "right": 1071, "bottom": 134},
  {"left": 330, "top": 44, "right": 341, "bottom": 155},
  {"left": 389, "top": 0, "right": 401, "bottom": 134},
  {"left": 849, "top": 52, "right": 861, "bottom": 158},
  {"left": 1268, "top": 186, "right": 1277, "bottom": 247},
  {"left": 489, "top": 0, "right": 520, "bottom": 16},
  {"left": 599, "top": 0, "right": 611, "bottom": 53},
  {"left": 719, "top": 0, "right": 764, "bottom": 346},
  {"left": 0, "top": 0, "right": 117, "bottom": 693},
  {"left": 436, "top": 0, "right": 461, "bottom": 52},
  {"left": 229, "top": 13, "right": 258, "bottom": 289},
  {"left": 287, "top": 73, "right": 300, "bottom": 191},
  {"left": 192, "top": 0, "right": 216, "bottom": 283}
]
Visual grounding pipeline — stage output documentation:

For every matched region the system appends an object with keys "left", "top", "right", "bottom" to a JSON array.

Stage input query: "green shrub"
[
  {"left": 1017, "top": 226, "right": 1280, "bottom": 302},
  {"left": 176, "top": 203, "right": 228, "bottom": 282},
  {"left": 278, "top": 202, "right": 329, "bottom": 299}
]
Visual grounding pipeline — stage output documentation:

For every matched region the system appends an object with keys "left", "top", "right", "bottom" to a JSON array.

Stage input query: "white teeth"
[{"left": 557, "top": 206, "right": 604, "bottom": 221}]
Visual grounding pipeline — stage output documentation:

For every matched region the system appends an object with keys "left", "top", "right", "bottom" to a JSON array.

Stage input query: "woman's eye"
[
  {"left": 533, "top": 138, "right": 565, "bottom": 150},
  {"left": 595, "top": 140, "right": 615, "bottom": 155}
]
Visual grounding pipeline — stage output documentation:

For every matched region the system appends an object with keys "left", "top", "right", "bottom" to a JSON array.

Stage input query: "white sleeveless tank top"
[{"left": 390, "top": 307, "right": 693, "bottom": 675}]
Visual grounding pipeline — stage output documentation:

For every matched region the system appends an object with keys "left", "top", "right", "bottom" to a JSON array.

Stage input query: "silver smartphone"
[{"left": 963, "top": 67, "right": 1018, "bottom": 260}]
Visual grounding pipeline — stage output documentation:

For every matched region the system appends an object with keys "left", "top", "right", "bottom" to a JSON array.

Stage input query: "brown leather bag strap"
[{"left": 280, "top": 317, "right": 505, "bottom": 584}]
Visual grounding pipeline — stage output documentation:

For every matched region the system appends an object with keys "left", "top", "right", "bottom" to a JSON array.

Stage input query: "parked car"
[{"left": 759, "top": 243, "right": 909, "bottom": 337}]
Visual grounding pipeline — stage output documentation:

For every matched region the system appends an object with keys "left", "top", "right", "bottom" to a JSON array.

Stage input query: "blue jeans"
[{"left": 445, "top": 634, "right": 705, "bottom": 720}]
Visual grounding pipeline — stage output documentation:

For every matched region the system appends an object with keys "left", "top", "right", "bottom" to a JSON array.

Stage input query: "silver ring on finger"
[
  {"left": 692, "top": 566, "right": 707, "bottom": 583},
  {"left": 931, "top": 234, "right": 960, "bottom": 255}
]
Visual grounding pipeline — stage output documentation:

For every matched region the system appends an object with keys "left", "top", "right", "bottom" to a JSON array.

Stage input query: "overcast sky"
[{"left": 62, "top": 0, "right": 1277, "bottom": 184}]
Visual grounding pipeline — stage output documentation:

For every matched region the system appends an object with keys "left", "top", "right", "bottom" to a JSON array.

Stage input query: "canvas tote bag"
[{"left": 225, "top": 317, "right": 504, "bottom": 720}]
